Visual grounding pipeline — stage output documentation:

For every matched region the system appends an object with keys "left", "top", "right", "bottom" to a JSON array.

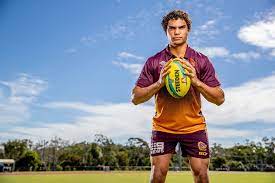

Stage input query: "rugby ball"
[{"left": 165, "top": 59, "right": 191, "bottom": 98}]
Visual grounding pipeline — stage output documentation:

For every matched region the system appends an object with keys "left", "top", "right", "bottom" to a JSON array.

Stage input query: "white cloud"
[
  {"left": 195, "top": 47, "right": 229, "bottom": 58},
  {"left": 231, "top": 51, "right": 260, "bottom": 60},
  {"left": 0, "top": 73, "right": 47, "bottom": 104},
  {"left": 203, "top": 73, "right": 275, "bottom": 125},
  {"left": 270, "top": 49, "right": 275, "bottom": 57},
  {"left": 80, "top": 36, "right": 96, "bottom": 45},
  {"left": 0, "top": 101, "right": 257, "bottom": 145},
  {"left": 208, "top": 128, "right": 254, "bottom": 139},
  {"left": 103, "top": 1, "right": 217, "bottom": 41},
  {"left": 166, "top": 0, "right": 182, "bottom": 4},
  {"left": 195, "top": 47, "right": 261, "bottom": 61},
  {"left": 0, "top": 73, "right": 47, "bottom": 124},
  {"left": 64, "top": 48, "right": 77, "bottom": 54},
  {"left": 0, "top": 104, "right": 30, "bottom": 124},
  {"left": 3, "top": 102, "right": 154, "bottom": 142},
  {"left": 118, "top": 52, "right": 144, "bottom": 61},
  {"left": 191, "top": 19, "right": 220, "bottom": 45},
  {"left": 112, "top": 61, "right": 143, "bottom": 75},
  {"left": 108, "top": 23, "right": 135, "bottom": 40},
  {"left": 238, "top": 10, "right": 275, "bottom": 49},
  {"left": 200, "top": 20, "right": 216, "bottom": 30},
  {"left": 113, "top": 52, "right": 144, "bottom": 76},
  {"left": 44, "top": 102, "right": 95, "bottom": 113}
]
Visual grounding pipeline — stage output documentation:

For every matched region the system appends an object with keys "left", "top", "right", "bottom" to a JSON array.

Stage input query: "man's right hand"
[
  {"left": 131, "top": 59, "right": 172, "bottom": 105},
  {"left": 158, "top": 59, "right": 172, "bottom": 87}
]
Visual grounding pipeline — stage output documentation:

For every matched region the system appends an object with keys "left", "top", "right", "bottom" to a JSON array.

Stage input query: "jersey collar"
[{"left": 164, "top": 44, "right": 191, "bottom": 60}]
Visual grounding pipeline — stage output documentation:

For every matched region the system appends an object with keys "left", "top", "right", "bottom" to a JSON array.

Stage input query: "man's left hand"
[{"left": 179, "top": 58, "right": 201, "bottom": 87}]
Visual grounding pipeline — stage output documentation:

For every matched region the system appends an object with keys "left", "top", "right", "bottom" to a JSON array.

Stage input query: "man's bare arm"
[
  {"left": 131, "top": 60, "right": 172, "bottom": 105},
  {"left": 180, "top": 59, "right": 225, "bottom": 106},
  {"left": 193, "top": 81, "right": 225, "bottom": 105},
  {"left": 131, "top": 83, "right": 162, "bottom": 105}
]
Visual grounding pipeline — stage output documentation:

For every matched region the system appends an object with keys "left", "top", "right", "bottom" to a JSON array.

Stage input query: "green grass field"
[{"left": 0, "top": 171, "right": 274, "bottom": 183}]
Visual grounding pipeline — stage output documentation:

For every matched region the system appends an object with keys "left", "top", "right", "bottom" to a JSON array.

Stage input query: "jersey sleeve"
[
  {"left": 135, "top": 58, "right": 155, "bottom": 88},
  {"left": 200, "top": 56, "right": 221, "bottom": 87}
]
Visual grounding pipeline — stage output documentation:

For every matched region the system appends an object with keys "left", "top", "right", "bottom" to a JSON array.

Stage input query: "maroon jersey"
[{"left": 136, "top": 45, "right": 220, "bottom": 134}]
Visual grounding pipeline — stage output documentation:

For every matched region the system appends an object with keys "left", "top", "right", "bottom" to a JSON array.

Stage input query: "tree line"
[{"left": 0, "top": 134, "right": 274, "bottom": 172}]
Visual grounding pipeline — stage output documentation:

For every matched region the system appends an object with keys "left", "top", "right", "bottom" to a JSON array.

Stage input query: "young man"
[{"left": 131, "top": 10, "right": 225, "bottom": 183}]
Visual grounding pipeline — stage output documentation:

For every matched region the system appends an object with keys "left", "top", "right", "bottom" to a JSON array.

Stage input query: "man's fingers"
[
  {"left": 180, "top": 60, "right": 194, "bottom": 70},
  {"left": 163, "top": 65, "right": 171, "bottom": 72},
  {"left": 162, "top": 70, "right": 170, "bottom": 77},
  {"left": 177, "top": 58, "right": 185, "bottom": 63},
  {"left": 164, "top": 59, "right": 173, "bottom": 67},
  {"left": 185, "top": 60, "right": 193, "bottom": 67},
  {"left": 184, "top": 70, "right": 195, "bottom": 78},
  {"left": 162, "top": 58, "right": 196, "bottom": 78},
  {"left": 181, "top": 63, "right": 193, "bottom": 73}
]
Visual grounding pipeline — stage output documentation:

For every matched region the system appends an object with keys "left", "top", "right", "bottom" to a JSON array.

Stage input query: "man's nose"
[{"left": 175, "top": 28, "right": 180, "bottom": 34}]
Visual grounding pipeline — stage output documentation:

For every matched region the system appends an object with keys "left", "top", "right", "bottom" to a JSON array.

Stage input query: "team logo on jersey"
[
  {"left": 159, "top": 61, "right": 166, "bottom": 69},
  {"left": 198, "top": 141, "right": 207, "bottom": 151}
]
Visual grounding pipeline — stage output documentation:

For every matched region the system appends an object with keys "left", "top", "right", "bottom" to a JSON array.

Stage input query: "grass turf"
[{"left": 0, "top": 171, "right": 274, "bottom": 183}]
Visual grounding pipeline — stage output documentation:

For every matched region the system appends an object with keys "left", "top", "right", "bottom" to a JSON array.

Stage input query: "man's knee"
[
  {"left": 150, "top": 165, "right": 169, "bottom": 183},
  {"left": 150, "top": 154, "right": 171, "bottom": 183},
  {"left": 189, "top": 157, "right": 209, "bottom": 181},
  {"left": 152, "top": 165, "right": 169, "bottom": 176},
  {"left": 192, "top": 167, "right": 208, "bottom": 177}
]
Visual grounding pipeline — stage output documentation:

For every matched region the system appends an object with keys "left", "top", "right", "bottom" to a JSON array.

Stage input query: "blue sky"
[{"left": 0, "top": 0, "right": 275, "bottom": 146}]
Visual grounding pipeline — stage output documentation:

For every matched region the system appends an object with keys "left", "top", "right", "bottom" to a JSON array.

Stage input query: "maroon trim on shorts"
[{"left": 150, "top": 130, "right": 210, "bottom": 159}]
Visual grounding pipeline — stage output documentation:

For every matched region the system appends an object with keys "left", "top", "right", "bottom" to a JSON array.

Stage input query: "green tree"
[
  {"left": 4, "top": 139, "right": 29, "bottom": 161},
  {"left": 126, "top": 138, "right": 150, "bottom": 167},
  {"left": 227, "top": 160, "right": 246, "bottom": 171},
  {"left": 94, "top": 134, "right": 119, "bottom": 168},
  {"left": 59, "top": 152, "right": 81, "bottom": 170},
  {"left": 16, "top": 150, "right": 41, "bottom": 171},
  {"left": 116, "top": 150, "right": 129, "bottom": 168},
  {"left": 87, "top": 143, "right": 103, "bottom": 165},
  {"left": 211, "top": 156, "right": 227, "bottom": 170}
]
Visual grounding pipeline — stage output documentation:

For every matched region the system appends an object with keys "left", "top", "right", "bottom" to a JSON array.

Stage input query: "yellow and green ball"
[{"left": 165, "top": 59, "right": 191, "bottom": 98}]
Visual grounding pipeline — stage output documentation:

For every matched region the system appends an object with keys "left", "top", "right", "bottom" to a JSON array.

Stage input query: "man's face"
[{"left": 166, "top": 18, "right": 189, "bottom": 46}]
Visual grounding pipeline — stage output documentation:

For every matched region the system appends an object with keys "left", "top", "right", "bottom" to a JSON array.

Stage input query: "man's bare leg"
[
  {"left": 150, "top": 154, "right": 172, "bottom": 183},
  {"left": 189, "top": 157, "right": 210, "bottom": 183}
]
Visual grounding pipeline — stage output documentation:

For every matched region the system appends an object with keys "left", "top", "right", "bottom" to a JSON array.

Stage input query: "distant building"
[{"left": 0, "top": 159, "right": 15, "bottom": 172}]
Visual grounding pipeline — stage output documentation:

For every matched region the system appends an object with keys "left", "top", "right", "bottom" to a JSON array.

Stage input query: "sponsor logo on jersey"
[{"left": 151, "top": 142, "right": 164, "bottom": 154}]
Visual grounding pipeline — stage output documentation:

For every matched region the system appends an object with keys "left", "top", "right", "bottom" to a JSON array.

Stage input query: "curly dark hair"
[{"left": 161, "top": 10, "right": 192, "bottom": 32}]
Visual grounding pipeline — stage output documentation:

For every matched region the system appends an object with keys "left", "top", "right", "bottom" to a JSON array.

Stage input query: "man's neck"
[{"left": 169, "top": 43, "right": 187, "bottom": 58}]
